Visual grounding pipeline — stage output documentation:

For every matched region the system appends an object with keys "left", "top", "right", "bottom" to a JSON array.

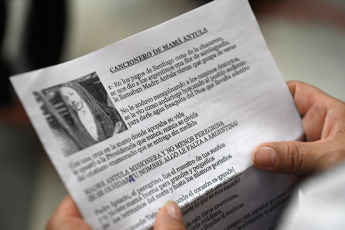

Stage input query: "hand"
[
  {"left": 252, "top": 81, "right": 345, "bottom": 175},
  {"left": 153, "top": 201, "right": 186, "bottom": 230},
  {"left": 47, "top": 196, "right": 186, "bottom": 230},
  {"left": 46, "top": 196, "right": 92, "bottom": 230}
]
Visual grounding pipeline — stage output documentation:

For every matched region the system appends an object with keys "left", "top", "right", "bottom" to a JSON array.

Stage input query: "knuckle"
[
  {"left": 45, "top": 218, "right": 54, "bottom": 230},
  {"left": 281, "top": 142, "right": 304, "bottom": 173}
]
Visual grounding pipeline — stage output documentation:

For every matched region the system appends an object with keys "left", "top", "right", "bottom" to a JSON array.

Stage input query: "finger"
[
  {"left": 287, "top": 81, "right": 331, "bottom": 141},
  {"left": 287, "top": 81, "right": 329, "bottom": 117},
  {"left": 154, "top": 201, "right": 186, "bottom": 230},
  {"left": 252, "top": 141, "right": 333, "bottom": 175},
  {"left": 55, "top": 196, "right": 82, "bottom": 217},
  {"left": 287, "top": 80, "right": 345, "bottom": 142},
  {"left": 46, "top": 196, "right": 92, "bottom": 230}
]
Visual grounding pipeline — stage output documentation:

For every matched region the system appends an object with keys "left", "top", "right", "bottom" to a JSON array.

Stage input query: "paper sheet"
[{"left": 11, "top": 0, "right": 304, "bottom": 229}]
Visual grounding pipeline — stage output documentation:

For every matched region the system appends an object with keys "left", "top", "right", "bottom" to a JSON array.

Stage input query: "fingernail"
[
  {"left": 253, "top": 146, "right": 277, "bottom": 167},
  {"left": 166, "top": 201, "right": 182, "bottom": 221}
]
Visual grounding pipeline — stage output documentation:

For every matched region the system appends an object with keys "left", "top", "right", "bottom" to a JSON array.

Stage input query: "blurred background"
[{"left": 0, "top": 0, "right": 344, "bottom": 229}]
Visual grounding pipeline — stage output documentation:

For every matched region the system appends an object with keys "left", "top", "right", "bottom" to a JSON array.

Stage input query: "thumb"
[
  {"left": 153, "top": 201, "right": 186, "bottom": 230},
  {"left": 252, "top": 141, "right": 329, "bottom": 175}
]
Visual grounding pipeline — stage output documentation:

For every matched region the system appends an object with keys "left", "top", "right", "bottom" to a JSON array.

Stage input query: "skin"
[
  {"left": 46, "top": 196, "right": 92, "bottom": 230},
  {"left": 60, "top": 87, "right": 84, "bottom": 111},
  {"left": 252, "top": 81, "right": 345, "bottom": 175},
  {"left": 153, "top": 201, "right": 186, "bottom": 230},
  {"left": 46, "top": 197, "right": 185, "bottom": 230},
  {"left": 47, "top": 81, "right": 345, "bottom": 230}
]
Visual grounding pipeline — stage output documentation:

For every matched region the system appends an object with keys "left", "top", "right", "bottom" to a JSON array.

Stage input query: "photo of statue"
[{"left": 34, "top": 72, "right": 127, "bottom": 156}]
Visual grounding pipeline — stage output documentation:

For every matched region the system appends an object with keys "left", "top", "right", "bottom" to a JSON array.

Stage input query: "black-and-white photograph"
[{"left": 34, "top": 72, "right": 127, "bottom": 156}]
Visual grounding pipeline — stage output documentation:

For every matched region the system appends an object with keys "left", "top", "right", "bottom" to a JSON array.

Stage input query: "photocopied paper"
[{"left": 11, "top": 0, "right": 304, "bottom": 229}]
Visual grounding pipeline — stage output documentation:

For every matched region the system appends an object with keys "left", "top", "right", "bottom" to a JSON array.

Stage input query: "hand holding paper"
[
  {"left": 12, "top": 0, "right": 307, "bottom": 229},
  {"left": 46, "top": 197, "right": 186, "bottom": 230},
  {"left": 253, "top": 81, "right": 345, "bottom": 175},
  {"left": 46, "top": 196, "right": 92, "bottom": 230}
]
